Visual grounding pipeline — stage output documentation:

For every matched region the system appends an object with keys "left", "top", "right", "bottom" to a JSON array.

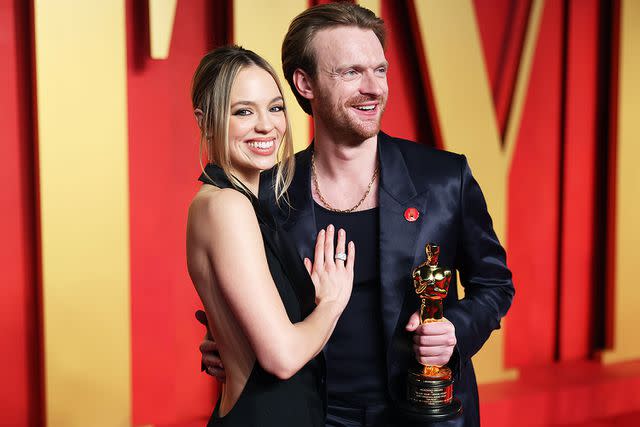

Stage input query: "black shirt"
[{"left": 313, "top": 202, "right": 388, "bottom": 407}]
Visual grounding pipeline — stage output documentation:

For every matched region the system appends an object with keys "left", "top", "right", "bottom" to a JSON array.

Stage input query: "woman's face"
[{"left": 227, "top": 66, "right": 287, "bottom": 181}]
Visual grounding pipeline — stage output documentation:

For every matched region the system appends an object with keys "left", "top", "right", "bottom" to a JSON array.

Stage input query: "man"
[{"left": 201, "top": 3, "right": 514, "bottom": 426}]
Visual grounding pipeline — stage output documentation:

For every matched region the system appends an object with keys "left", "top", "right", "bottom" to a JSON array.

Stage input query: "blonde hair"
[{"left": 191, "top": 45, "right": 294, "bottom": 202}]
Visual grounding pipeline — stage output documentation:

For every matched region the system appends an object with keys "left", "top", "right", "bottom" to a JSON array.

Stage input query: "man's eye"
[
  {"left": 233, "top": 109, "right": 252, "bottom": 116},
  {"left": 342, "top": 70, "right": 359, "bottom": 79},
  {"left": 375, "top": 67, "right": 387, "bottom": 75}
]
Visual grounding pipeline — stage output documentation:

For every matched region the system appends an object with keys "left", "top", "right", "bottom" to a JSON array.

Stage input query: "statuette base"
[{"left": 399, "top": 365, "right": 462, "bottom": 422}]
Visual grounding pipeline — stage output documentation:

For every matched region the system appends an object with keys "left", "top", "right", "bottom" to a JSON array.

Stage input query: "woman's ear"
[
  {"left": 194, "top": 108, "right": 204, "bottom": 130},
  {"left": 292, "top": 69, "right": 314, "bottom": 101}
]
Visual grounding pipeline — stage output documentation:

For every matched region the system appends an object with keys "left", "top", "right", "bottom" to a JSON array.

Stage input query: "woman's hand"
[{"left": 303, "top": 225, "right": 355, "bottom": 311}]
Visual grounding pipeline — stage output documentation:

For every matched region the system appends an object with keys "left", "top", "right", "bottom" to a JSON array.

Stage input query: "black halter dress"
[{"left": 199, "top": 164, "right": 326, "bottom": 427}]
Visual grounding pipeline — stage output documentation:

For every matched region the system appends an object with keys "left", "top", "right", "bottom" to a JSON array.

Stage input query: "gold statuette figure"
[
  {"left": 399, "top": 243, "right": 462, "bottom": 422},
  {"left": 412, "top": 244, "right": 452, "bottom": 379}
]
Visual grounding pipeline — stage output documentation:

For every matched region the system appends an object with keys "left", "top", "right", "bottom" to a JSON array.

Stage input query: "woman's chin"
[{"left": 253, "top": 157, "right": 277, "bottom": 172}]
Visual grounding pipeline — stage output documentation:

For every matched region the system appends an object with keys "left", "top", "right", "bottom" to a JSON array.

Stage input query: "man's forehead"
[{"left": 311, "top": 26, "right": 385, "bottom": 68}]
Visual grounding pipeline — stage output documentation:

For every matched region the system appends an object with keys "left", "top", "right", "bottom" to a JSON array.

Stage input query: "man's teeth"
[
  {"left": 248, "top": 140, "right": 274, "bottom": 149},
  {"left": 355, "top": 105, "right": 375, "bottom": 111}
]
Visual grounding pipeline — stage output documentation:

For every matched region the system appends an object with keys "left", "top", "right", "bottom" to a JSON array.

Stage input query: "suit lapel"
[
  {"left": 274, "top": 146, "right": 318, "bottom": 266},
  {"left": 259, "top": 147, "right": 317, "bottom": 316},
  {"left": 277, "top": 146, "right": 325, "bottom": 358},
  {"left": 377, "top": 133, "right": 429, "bottom": 351}
]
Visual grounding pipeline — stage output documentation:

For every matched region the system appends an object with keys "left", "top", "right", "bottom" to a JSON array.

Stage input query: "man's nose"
[{"left": 360, "top": 70, "right": 384, "bottom": 97}]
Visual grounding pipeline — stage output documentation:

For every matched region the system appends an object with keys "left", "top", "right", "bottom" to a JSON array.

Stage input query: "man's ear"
[
  {"left": 194, "top": 108, "right": 204, "bottom": 130},
  {"left": 292, "top": 69, "right": 314, "bottom": 101}
]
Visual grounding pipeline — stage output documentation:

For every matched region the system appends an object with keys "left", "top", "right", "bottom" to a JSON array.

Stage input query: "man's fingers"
[
  {"left": 206, "top": 366, "right": 226, "bottom": 381},
  {"left": 199, "top": 340, "right": 219, "bottom": 353},
  {"left": 196, "top": 310, "right": 213, "bottom": 339},
  {"left": 417, "top": 356, "right": 447, "bottom": 367},
  {"left": 405, "top": 311, "right": 421, "bottom": 331},
  {"left": 200, "top": 338, "right": 223, "bottom": 369},
  {"left": 413, "top": 344, "right": 452, "bottom": 357},
  {"left": 195, "top": 309, "right": 208, "bottom": 326},
  {"left": 413, "top": 334, "right": 457, "bottom": 347},
  {"left": 304, "top": 257, "right": 312, "bottom": 275},
  {"left": 202, "top": 351, "right": 223, "bottom": 367},
  {"left": 415, "top": 320, "right": 455, "bottom": 336}
]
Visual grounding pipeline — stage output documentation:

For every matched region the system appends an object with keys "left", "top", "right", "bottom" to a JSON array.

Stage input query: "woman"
[{"left": 187, "top": 46, "right": 355, "bottom": 427}]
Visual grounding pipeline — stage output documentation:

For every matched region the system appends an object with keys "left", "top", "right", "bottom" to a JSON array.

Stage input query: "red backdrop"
[
  {"left": 0, "top": 1, "right": 40, "bottom": 426},
  {"left": 0, "top": 0, "right": 621, "bottom": 425}
]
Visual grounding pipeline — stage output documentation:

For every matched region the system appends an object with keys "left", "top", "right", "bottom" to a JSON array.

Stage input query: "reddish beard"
[{"left": 315, "top": 92, "right": 386, "bottom": 143}]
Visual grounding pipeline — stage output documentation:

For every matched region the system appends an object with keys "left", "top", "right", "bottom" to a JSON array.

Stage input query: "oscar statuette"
[{"left": 398, "top": 244, "right": 462, "bottom": 422}]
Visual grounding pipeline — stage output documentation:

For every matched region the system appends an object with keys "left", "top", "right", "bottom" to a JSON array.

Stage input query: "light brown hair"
[
  {"left": 282, "top": 2, "right": 386, "bottom": 115},
  {"left": 191, "top": 45, "right": 294, "bottom": 202}
]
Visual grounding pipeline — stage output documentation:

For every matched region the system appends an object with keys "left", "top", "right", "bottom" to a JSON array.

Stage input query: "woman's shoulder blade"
[
  {"left": 188, "top": 187, "right": 257, "bottom": 243},
  {"left": 192, "top": 187, "right": 253, "bottom": 219}
]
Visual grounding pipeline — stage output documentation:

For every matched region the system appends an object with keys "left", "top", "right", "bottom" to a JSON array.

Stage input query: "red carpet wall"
[{"left": 2, "top": 0, "right": 639, "bottom": 426}]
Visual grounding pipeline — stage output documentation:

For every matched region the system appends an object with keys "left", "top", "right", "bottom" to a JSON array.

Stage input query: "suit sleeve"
[{"left": 446, "top": 155, "right": 515, "bottom": 365}]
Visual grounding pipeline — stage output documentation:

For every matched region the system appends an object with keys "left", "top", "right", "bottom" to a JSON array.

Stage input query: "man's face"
[{"left": 309, "top": 26, "right": 388, "bottom": 142}]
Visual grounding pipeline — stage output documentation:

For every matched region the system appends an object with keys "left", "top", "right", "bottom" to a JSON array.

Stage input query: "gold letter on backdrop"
[
  {"left": 602, "top": 0, "right": 640, "bottom": 365},
  {"left": 34, "top": 1, "right": 131, "bottom": 425},
  {"left": 411, "top": 0, "right": 544, "bottom": 383},
  {"left": 149, "top": 0, "right": 178, "bottom": 59},
  {"left": 357, "top": 0, "right": 381, "bottom": 18},
  {"left": 234, "top": 0, "right": 310, "bottom": 152}
]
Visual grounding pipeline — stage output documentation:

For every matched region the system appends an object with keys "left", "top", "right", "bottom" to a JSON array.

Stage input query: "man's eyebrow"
[{"left": 333, "top": 61, "right": 389, "bottom": 72}]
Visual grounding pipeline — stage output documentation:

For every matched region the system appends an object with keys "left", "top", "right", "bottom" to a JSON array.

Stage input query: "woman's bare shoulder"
[{"left": 188, "top": 185, "right": 257, "bottom": 245}]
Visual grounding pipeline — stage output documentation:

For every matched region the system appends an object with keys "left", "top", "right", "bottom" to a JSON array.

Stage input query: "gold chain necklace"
[{"left": 311, "top": 152, "right": 379, "bottom": 213}]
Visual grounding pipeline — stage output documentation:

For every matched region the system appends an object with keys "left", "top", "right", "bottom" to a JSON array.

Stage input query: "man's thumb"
[{"left": 405, "top": 311, "right": 420, "bottom": 331}]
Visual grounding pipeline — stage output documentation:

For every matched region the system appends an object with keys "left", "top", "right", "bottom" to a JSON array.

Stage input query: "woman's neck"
[{"left": 231, "top": 168, "right": 260, "bottom": 196}]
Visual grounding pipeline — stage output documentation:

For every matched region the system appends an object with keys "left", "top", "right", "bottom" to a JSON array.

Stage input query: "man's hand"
[
  {"left": 405, "top": 311, "right": 456, "bottom": 367},
  {"left": 196, "top": 309, "right": 226, "bottom": 382},
  {"left": 200, "top": 338, "right": 226, "bottom": 382}
]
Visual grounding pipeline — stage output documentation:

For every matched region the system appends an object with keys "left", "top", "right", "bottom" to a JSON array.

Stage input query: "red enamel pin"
[{"left": 404, "top": 207, "right": 419, "bottom": 222}]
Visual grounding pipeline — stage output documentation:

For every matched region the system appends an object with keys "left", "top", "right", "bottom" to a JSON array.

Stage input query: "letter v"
[{"left": 409, "top": 0, "right": 545, "bottom": 383}]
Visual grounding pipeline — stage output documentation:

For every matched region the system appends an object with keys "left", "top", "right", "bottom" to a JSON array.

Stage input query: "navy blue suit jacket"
[{"left": 259, "top": 132, "right": 515, "bottom": 426}]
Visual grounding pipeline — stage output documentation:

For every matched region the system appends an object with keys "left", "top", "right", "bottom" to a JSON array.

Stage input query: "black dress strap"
[{"left": 199, "top": 164, "right": 276, "bottom": 230}]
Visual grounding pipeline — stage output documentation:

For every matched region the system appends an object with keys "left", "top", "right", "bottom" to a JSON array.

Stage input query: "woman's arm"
[{"left": 187, "top": 188, "right": 353, "bottom": 380}]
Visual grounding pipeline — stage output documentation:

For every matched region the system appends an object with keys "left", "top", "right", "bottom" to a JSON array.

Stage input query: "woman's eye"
[
  {"left": 270, "top": 105, "right": 285, "bottom": 113},
  {"left": 233, "top": 109, "right": 252, "bottom": 116}
]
